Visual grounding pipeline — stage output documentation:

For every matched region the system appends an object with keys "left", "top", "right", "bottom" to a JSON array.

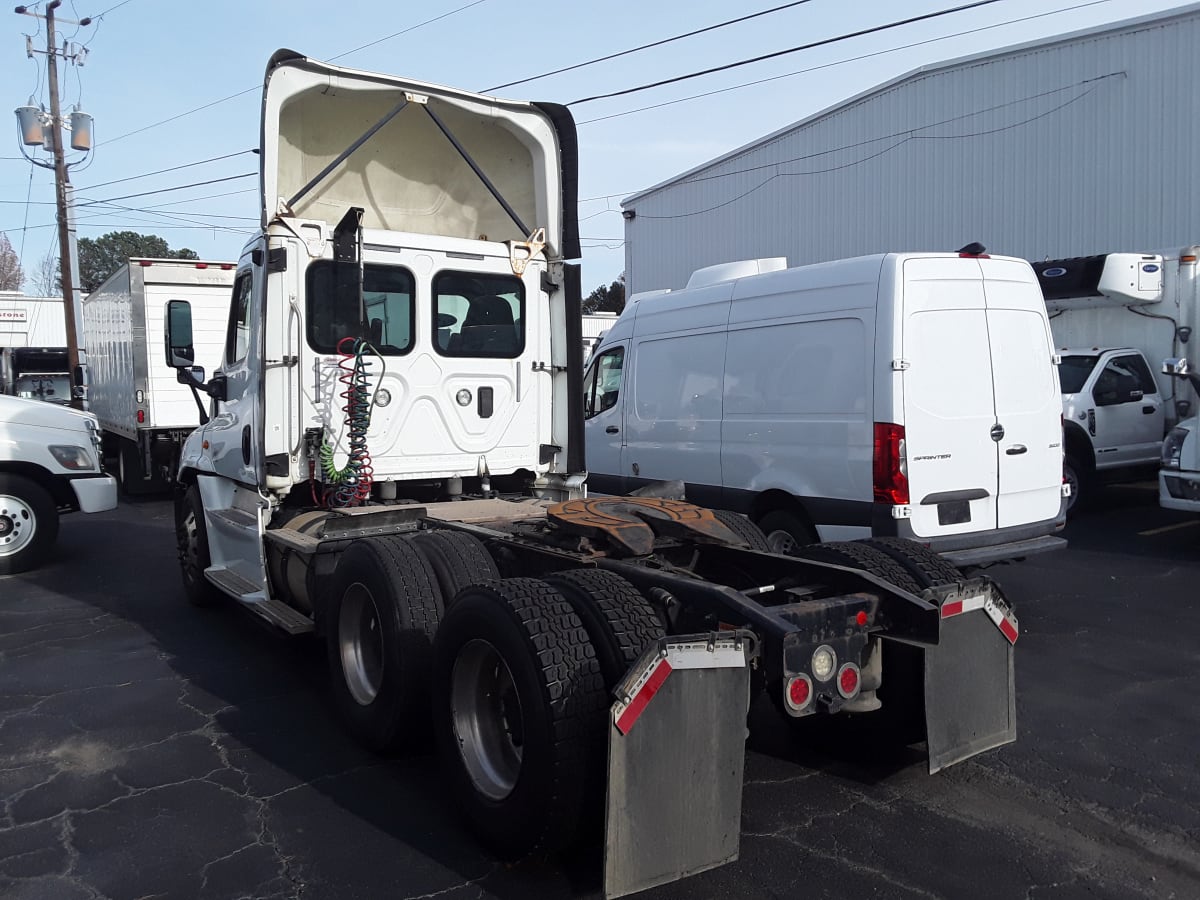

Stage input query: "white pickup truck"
[
  {"left": 0, "top": 394, "right": 118, "bottom": 574},
  {"left": 1058, "top": 346, "right": 1166, "bottom": 511}
]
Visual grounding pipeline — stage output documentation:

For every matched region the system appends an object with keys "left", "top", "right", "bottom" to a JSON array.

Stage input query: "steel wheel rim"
[
  {"left": 338, "top": 583, "right": 385, "bottom": 706},
  {"left": 0, "top": 493, "right": 36, "bottom": 558},
  {"left": 766, "top": 528, "right": 798, "bottom": 555},
  {"left": 451, "top": 638, "right": 524, "bottom": 801}
]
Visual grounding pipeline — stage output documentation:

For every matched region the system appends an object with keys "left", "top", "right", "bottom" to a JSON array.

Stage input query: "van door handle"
[
  {"left": 1005, "top": 444, "right": 1027, "bottom": 455},
  {"left": 1142, "top": 405, "right": 1156, "bottom": 414},
  {"left": 606, "top": 426, "right": 619, "bottom": 434}
]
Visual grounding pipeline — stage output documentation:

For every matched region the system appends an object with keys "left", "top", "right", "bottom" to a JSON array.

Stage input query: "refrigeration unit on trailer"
[
  {"left": 160, "top": 50, "right": 1023, "bottom": 897},
  {"left": 585, "top": 250, "right": 1069, "bottom": 568},
  {"left": 1033, "top": 249, "right": 1200, "bottom": 509},
  {"left": 81, "top": 258, "right": 235, "bottom": 492}
]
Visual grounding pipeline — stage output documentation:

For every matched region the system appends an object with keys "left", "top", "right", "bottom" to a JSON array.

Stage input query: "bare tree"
[
  {"left": 0, "top": 233, "right": 23, "bottom": 291},
  {"left": 29, "top": 246, "right": 61, "bottom": 297}
]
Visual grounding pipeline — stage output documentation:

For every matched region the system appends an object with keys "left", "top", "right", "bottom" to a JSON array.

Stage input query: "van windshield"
[{"left": 1058, "top": 355, "right": 1098, "bottom": 393}]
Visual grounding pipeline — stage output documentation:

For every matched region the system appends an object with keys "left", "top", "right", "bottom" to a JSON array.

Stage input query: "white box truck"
[
  {"left": 1032, "top": 249, "right": 1200, "bottom": 510},
  {"left": 584, "top": 250, "right": 1069, "bottom": 568},
  {"left": 81, "top": 259, "right": 235, "bottom": 493}
]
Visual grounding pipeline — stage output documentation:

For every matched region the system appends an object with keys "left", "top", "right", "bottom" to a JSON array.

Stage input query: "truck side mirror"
[
  {"left": 165, "top": 299, "right": 195, "bottom": 368},
  {"left": 1163, "top": 357, "right": 1192, "bottom": 376}
]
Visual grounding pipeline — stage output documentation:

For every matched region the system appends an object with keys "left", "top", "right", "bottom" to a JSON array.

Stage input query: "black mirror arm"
[{"left": 176, "top": 368, "right": 211, "bottom": 426}]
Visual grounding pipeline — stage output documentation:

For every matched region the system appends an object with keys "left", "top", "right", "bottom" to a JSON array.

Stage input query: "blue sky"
[{"left": 0, "top": 0, "right": 1188, "bottom": 296}]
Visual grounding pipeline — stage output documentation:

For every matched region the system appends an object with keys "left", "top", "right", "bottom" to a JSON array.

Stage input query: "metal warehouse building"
[{"left": 621, "top": 4, "right": 1200, "bottom": 293}]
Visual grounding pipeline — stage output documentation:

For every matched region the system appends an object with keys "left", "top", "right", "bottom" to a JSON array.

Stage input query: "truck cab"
[
  {"left": 1160, "top": 357, "right": 1200, "bottom": 512},
  {"left": 1059, "top": 347, "right": 1164, "bottom": 509}
]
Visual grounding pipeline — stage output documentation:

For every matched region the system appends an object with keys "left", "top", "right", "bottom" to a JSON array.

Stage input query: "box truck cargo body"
[
  {"left": 585, "top": 252, "right": 1069, "bottom": 567},
  {"left": 81, "top": 259, "right": 235, "bottom": 492}
]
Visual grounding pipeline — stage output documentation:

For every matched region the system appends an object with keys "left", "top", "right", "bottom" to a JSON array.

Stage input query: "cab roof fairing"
[{"left": 259, "top": 51, "right": 578, "bottom": 260}]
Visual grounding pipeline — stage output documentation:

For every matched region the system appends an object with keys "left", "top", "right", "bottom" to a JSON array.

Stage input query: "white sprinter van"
[{"left": 584, "top": 252, "right": 1069, "bottom": 567}]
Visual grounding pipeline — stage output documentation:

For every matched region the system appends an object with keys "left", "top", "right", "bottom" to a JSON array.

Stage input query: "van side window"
[
  {"left": 433, "top": 271, "right": 525, "bottom": 358},
  {"left": 585, "top": 347, "right": 624, "bottom": 419},
  {"left": 225, "top": 273, "right": 253, "bottom": 365}
]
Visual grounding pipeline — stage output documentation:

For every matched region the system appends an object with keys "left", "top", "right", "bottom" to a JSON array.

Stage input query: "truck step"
[{"left": 204, "top": 566, "right": 314, "bottom": 635}]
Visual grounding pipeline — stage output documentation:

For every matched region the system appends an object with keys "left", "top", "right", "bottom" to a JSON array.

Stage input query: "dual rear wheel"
[{"left": 323, "top": 531, "right": 664, "bottom": 857}]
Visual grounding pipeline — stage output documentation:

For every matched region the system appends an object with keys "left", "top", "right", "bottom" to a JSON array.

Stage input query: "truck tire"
[
  {"left": 1063, "top": 456, "right": 1088, "bottom": 515},
  {"left": 117, "top": 439, "right": 148, "bottom": 496},
  {"left": 755, "top": 509, "right": 818, "bottom": 555},
  {"left": 542, "top": 569, "right": 666, "bottom": 690},
  {"left": 858, "top": 538, "right": 961, "bottom": 589},
  {"left": 410, "top": 530, "right": 500, "bottom": 607},
  {"left": 324, "top": 536, "right": 443, "bottom": 754},
  {"left": 174, "top": 484, "right": 223, "bottom": 608},
  {"left": 432, "top": 578, "right": 606, "bottom": 858},
  {"left": 0, "top": 473, "right": 58, "bottom": 575},
  {"left": 791, "top": 540, "right": 923, "bottom": 595},
  {"left": 711, "top": 509, "right": 771, "bottom": 551}
]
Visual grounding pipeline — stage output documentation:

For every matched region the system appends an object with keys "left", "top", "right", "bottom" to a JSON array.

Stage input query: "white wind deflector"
[{"left": 260, "top": 52, "right": 565, "bottom": 254}]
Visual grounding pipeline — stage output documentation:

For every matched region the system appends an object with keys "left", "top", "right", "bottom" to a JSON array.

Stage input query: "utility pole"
[{"left": 14, "top": 1, "right": 93, "bottom": 409}]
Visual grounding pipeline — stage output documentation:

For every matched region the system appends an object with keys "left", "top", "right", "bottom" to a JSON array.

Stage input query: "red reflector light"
[
  {"left": 873, "top": 422, "right": 909, "bottom": 505},
  {"left": 138, "top": 260, "right": 152, "bottom": 267},
  {"left": 855, "top": 610, "right": 868, "bottom": 627},
  {"left": 958, "top": 252, "right": 991, "bottom": 258},
  {"left": 837, "top": 664, "right": 860, "bottom": 699},
  {"left": 136, "top": 409, "right": 144, "bottom": 423},
  {"left": 195, "top": 262, "right": 208, "bottom": 269},
  {"left": 785, "top": 674, "right": 813, "bottom": 712},
  {"left": 219, "top": 263, "right": 234, "bottom": 270}
]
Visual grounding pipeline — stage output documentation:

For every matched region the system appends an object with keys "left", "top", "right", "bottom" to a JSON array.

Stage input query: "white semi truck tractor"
[{"left": 163, "top": 50, "right": 1021, "bottom": 896}]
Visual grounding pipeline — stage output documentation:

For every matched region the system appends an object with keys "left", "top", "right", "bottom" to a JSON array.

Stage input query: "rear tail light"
[
  {"left": 136, "top": 409, "right": 145, "bottom": 424},
  {"left": 873, "top": 422, "right": 909, "bottom": 505},
  {"left": 785, "top": 674, "right": 813, "bottom": 712},
  {"left": 837, "top": 663, "right": 861, "bottom": 699}
]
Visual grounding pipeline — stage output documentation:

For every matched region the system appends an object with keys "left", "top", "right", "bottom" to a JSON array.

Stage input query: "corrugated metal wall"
[{"left": 623, "top": 5, "right": 1200, "bottom": 293}]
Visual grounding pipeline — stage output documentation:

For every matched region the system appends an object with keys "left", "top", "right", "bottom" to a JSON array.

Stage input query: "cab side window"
[
  {"left": 585, "top": 347, "right": 624, "bottom": 419},
  {"left": 1095, "top": 354, "right": 1155, "bottom": 404},
  {"left": 225, "top": 273, "right": 252, "bottom": 365}
]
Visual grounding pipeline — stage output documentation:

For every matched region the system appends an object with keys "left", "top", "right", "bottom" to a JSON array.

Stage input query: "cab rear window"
[{"left": 306, "top": 262, "right": 415, "bottom": 355}]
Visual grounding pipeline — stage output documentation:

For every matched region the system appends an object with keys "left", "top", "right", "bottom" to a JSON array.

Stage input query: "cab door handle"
[
  {"left": 606, "top": 426, "right": 619, "bottom": 434},
  {"left": 1142, "top": 405, "right": 1156, "bottom": 414},
  {"left": 1005, "top": 444, "right": 1027, "bottom": 455}
]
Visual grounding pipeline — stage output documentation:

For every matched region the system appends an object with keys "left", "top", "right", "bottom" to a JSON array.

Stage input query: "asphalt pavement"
[{"left": 1, "top": 483, "right": 1198, "bottom": 899}]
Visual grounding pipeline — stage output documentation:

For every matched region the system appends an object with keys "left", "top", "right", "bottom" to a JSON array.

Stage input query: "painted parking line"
[{"left": 1138, "top": 520, "right": 1200, "bottom": 536}]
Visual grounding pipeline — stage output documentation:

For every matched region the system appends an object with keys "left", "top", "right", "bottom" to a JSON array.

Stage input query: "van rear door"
[
  {"left": 979, "top": 258, "right": 1063, "bottom": 528},
  {"left": 899, "top": 258, "right": 1000, "bottom": 538}
]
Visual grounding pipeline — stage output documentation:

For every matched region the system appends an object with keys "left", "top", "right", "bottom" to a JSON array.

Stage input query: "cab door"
[
  {"left": 1089, "top": 353, "right": 1164, "bottom": 466},
  {"left": 582, "top": 343, "right": 627, "bottom": 494}
]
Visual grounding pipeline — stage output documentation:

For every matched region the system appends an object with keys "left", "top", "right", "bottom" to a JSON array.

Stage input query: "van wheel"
[
  {"left": 410, "top": 530, "right": 500, "bottom": 608},
  {"left": 325, "top": 536, "right": 443, "bottom": 753},
  {"left": 432, "top": 578, "right": 606, "bottom": 858},
  {"left": 711, "top": 509, "right": 771, "bottom": 551},
  {"left": 175, "top": 484, "right": 223, "bottom": 607},
  {"left": 756, "top": 509, "right": 818, "bottom": 555},
  {"left": 0, "top": 474, "right": 58, "bottom": 575},
  {"left": 542, "top": 569, "right": 666, "bottom": 690}
]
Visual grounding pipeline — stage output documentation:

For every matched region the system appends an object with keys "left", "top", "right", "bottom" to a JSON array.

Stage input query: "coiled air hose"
[{"left": 319, "top": 336, "right": 383, "bottom": 508}]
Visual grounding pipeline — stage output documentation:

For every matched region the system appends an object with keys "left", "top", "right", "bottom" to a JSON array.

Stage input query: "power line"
[
  {"left": 77, "top": 172, "right": 257, "bottom": 207},
  {"left": 98, "top": 1, "right": 489, "bottom": 148},
  {"left": 575, "top": 0, "right": 1113, "bottom": 125},
  {"left": 80, "top": 149, "right": 257, "bottom": 191},
  {"left": 633, "top": 82, "right": 1107, "bottom": 221},
  {"left": 568, "top": 0, "right": 1007, "bottom": 106},
  {"left": 92, "top": 0, "right": 136, "bottom": 18},
  {"left": 485, "top": 0, "right": 815, "bottom": 92}
]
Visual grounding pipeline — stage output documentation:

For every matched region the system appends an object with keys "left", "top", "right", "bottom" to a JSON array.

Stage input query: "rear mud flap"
[
  {"left": 603, "top": 632, "right": 756, "bottom": 899},
  {"left": 923, "top": 592, "right": 1017, "bottom": 773}
]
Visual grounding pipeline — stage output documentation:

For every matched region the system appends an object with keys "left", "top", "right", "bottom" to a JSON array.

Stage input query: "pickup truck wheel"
[
  {"left": 432, "top": 578, "right": 606, "bottom": 858},
  {"left": 543, "top": 569, "right": 666, "bottom": 690},
  {"left": 0, "top": 474, "right": 58, "bottom": 575},
  {"left": 325, "top": 536, "right": 443, "bottom": 754},
  {"left": 175, "top": 485, "right": 223, "bottom": 607},
  {"left": 410, "top": 530, "right": 500, "bottom": 608},
  {"left": 711, "top": 509, "right": 772, "bottom": 551},
  {"left": 857, "top": 538, "right": 961, "bottom": 589},
  {"left": 756, "top": 509, "right": 818, "bottom": 555}
]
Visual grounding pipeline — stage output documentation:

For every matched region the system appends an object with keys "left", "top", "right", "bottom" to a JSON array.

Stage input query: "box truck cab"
[
  {"left": 585, "top": 251, "right": 1068, "bottom": 567},
  {"left": 1160, "top": 357, "right": 1200, "bottom": 512}
]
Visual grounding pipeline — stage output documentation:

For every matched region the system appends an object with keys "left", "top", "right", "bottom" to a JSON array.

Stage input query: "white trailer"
[
  {"left": 582, "top": 310, "right": 618, "bottom": 363},
  {"left": 0, "top": 293, "right": 68, "bottom": 347},
  {"left": 1033, "top": 249, "right": 1200, "bottom": 509},
  {"left": 81, "top": 259, "right": 235, "bottom": 492}
]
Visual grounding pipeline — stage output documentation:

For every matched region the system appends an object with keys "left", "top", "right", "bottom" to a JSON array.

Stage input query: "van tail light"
[{"left": 873, "top": 422, "right": 909, "bottom": 505}]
